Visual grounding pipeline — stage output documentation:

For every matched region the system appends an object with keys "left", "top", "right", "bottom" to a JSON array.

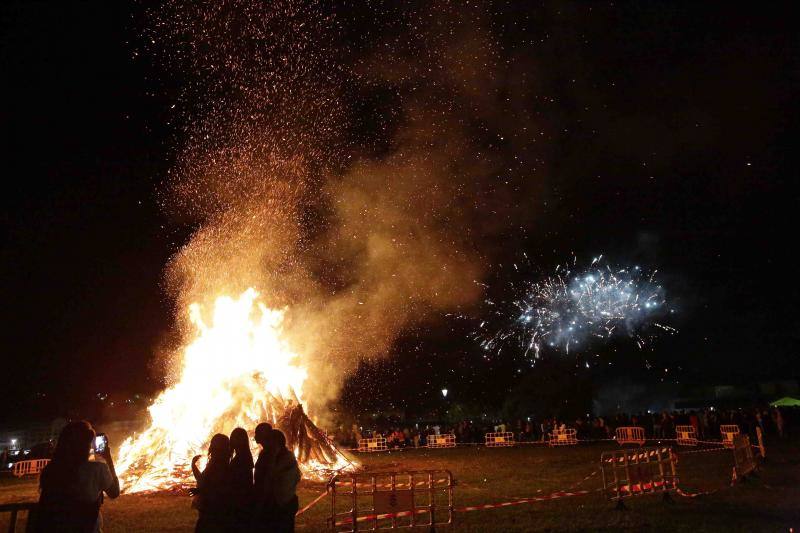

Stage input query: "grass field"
[{"left": 2, "top": 438, "right": 798, "bottom": 532}]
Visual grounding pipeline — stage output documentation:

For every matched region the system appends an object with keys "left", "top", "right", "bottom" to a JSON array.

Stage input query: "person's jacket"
[
  {"left": 229, "top": 453, "right": 254, "bottom": 508},
  {"left": 272, "top": 447, "right": 301, "bottom": 507},
  {"left": 197, "top": 461, "right": 231, "bottom": 515}
]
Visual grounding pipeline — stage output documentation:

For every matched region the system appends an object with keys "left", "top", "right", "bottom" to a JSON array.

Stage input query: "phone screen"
[{"left": 94, "top": 434, "right": 107, "bottom": 454}]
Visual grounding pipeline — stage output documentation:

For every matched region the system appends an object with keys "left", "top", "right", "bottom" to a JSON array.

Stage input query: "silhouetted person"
[
  {"left": 191, "top": 433, "right": 232, "bottom": 532},
  {"left": 269, "top": 429, "right": 301, "bottom": 532},
  {"left": 228, "top": 427, "right": 254, "bottom": 530},
  {"left": 252, "top": 422, "right": 276, "bottom": 529},
  {"left": 33, "top": 420, "right": 120, "bottom": 533}
]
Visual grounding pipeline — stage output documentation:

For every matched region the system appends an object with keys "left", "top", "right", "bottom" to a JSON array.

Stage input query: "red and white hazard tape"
[
  {"left": 333, "top": 489, "right": 591, "bottom": 526},
  {"left": 676, "top": 487, "right": 719, "bottom": 498},
  {"left": 345, "top": 437, "right": 742, "bottom": 453},
  {"left": 691, "top": 439, "right": 728, "bottom": 446},
  {"left": 328, "top": 473, "right": 729, "bottom": 527},
  {"left": 676, "top": 446, "right": 727, "bottom": 455},
  {"left": 334, "top": 508, "right": 431, "bottom": 525},
  {"left": 296, "top": 490, "right": 328, "bottom": 517},
  {"left": 565, "top": 469, "right": 598, "bottom": 490},
  {"left": 457, "top": 489, "right": 590, "bottom": 512},
  {"left": 331, "top": 480, "right": 723, "bottom": 526}
]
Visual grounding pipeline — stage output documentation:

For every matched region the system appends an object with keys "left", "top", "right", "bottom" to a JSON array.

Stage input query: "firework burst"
[{"left": 477, "top": 255, "right": 677, "bottom": 359}]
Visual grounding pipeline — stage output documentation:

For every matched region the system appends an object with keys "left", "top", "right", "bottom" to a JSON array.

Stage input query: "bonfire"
[{"left": 114, "top": 289, "right": 356, "bottom": 493}]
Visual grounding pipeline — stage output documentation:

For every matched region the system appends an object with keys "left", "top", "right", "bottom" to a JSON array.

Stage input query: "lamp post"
[{"left": 440, "top": 388, "right": 449, "bottom": 423}]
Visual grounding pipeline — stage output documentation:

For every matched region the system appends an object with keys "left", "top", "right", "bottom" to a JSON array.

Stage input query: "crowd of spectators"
[{"left": 332, "top": 406, "right": 794, "bottom": 448}]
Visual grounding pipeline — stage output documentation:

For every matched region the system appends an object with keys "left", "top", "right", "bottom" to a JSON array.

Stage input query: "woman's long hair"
[
  {"left": 40, "top": 421, "right": 95, "bottom": 494},
  {"left": 229, "top": 427, "right": 253, "bottom": 467},
  {"left": 206, "top": 433, "right": 232, "bottom": 470}
]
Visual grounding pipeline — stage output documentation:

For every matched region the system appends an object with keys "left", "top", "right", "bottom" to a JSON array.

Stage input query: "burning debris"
[{"left": 276, "top": 403, "right": 354, "bottom": 478}]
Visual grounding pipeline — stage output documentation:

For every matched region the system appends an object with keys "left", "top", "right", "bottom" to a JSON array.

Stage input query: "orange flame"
[{"left": 114, "top": 288, "right": 350, "bottom": 493}]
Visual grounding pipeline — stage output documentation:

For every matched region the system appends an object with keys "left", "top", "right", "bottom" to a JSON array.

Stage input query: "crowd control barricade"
[
  {"left": 548, "top": 428, "right": 577, "bottom": 446},
  {"left": 720, "top": 425, "right": 740, "bottom": 448},
  {"left": 615, "top": 427, "right": 646, "bottom": 446},
  {"left": 426, "top": 434, "right": 456, "bottom": 449},
  {"left": 601, "top": 446, "right": 677, "bottom": 505},
  {"left": 0, "top": 502, "right": 37, "bottom": 532},
  {"left": 358, "top": 437, "right": 388, "bottom": 452},
  {"left": 11, "top": 458, "right": 50, "bottom": 478},
  {"left": 675, "top": 425, "right": 698, "bottom": 446},
  {"left": 732, "top": 434, "right": 757, "bottom": 481},
  {"left": 328, "top": 470, "right": 454, "bottom": 532},
  {"left": 484, "top": 432, "right": 515, "bottom": 447}
]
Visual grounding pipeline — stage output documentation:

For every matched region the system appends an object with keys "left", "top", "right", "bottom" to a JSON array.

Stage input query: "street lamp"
[{"left": 441, "top": 388, "right": 448, "bottom": 398}]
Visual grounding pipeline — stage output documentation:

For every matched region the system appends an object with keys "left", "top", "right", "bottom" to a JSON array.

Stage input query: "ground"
[{"left": 2, "top": 438, "right": 798, "bottom": 532}]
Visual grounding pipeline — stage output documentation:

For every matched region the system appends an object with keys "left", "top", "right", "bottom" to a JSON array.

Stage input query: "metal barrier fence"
[
  {"left": 426, "top": 434, "right": 456, "bottom": 449},
  {"left": 615, "top": 427, "right": 646, "bottom": 446},
  {"left": 484, "top": 432, "right": 515, "bottom": 447},
  {"left": 328, "top": 470, "right": 454, "bottom": 531},
  {"left": 12, "top": 458, "right": 50, "bottom": 478},
  {"left": 720, "top": 425, "right": 740, "bottom": 448},
  {"left": 358, "top": 437, "right": 388, "bottom": 452},
  {"left": 601, "top": 446, "right": 677, "bottom": 505},
  {"left": 0, "top": 502, "right": 36, "bottom": 533},
  {"left": 732, "top": 434, "right": 757, "bottom": 481},
  {"left": 755, "top": 426, "right": 766, "bottom": 459},
  {"left": 675, "top": 425, "right": 698, "bottom": 446},
  {"left": 548, "top": 428, "right": 577, "bottom": 446}
]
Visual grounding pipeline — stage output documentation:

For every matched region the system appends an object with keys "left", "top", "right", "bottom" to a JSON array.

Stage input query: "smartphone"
[{"left": 94, "top": 433, "right": 108, "bottom": 454}]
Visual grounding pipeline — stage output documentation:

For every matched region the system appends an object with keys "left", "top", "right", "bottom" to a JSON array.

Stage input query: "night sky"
[{"left": 1, "top": 1, "right": 798, "bottom": 422}]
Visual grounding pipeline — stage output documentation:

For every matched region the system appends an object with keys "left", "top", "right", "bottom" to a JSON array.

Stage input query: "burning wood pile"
[
  {"left": 114, "top": 289, "right": 356, "bottom": 493},
  {"left": 275, "top": 402, "right": 354, "bottom": 477}
]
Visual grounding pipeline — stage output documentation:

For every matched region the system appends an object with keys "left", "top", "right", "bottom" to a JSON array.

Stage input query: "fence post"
[
  {"left": 9, "top": 508, "right": 18, "bottom": 533},
  {"left": 428, "top": 471, "right": 436, "bottom": 533}
]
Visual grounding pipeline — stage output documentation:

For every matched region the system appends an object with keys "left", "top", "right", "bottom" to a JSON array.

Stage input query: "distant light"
[
  {"left": 441, "top": 388, "right": 448, "bottom": 398},
  {"left": 10, "top": 439, "right": 16, "bottom": 446}
]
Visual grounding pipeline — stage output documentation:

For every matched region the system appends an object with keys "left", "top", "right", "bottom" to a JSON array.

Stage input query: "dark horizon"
[{"left": 1, "top": 1, "right": 798, "bottom": 423}]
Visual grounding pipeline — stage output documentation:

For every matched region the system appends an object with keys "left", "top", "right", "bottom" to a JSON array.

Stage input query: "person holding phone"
[
  {"left": 33, "top": 420, "right": 120, "bottom": 533},
  {"left": 191, "top": 433, "right": 233, "bottom": 532}
]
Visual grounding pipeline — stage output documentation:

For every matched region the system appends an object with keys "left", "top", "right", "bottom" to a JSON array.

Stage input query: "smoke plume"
[{"left": 147, "top": 0, "right": 540, "bottom": 408}]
